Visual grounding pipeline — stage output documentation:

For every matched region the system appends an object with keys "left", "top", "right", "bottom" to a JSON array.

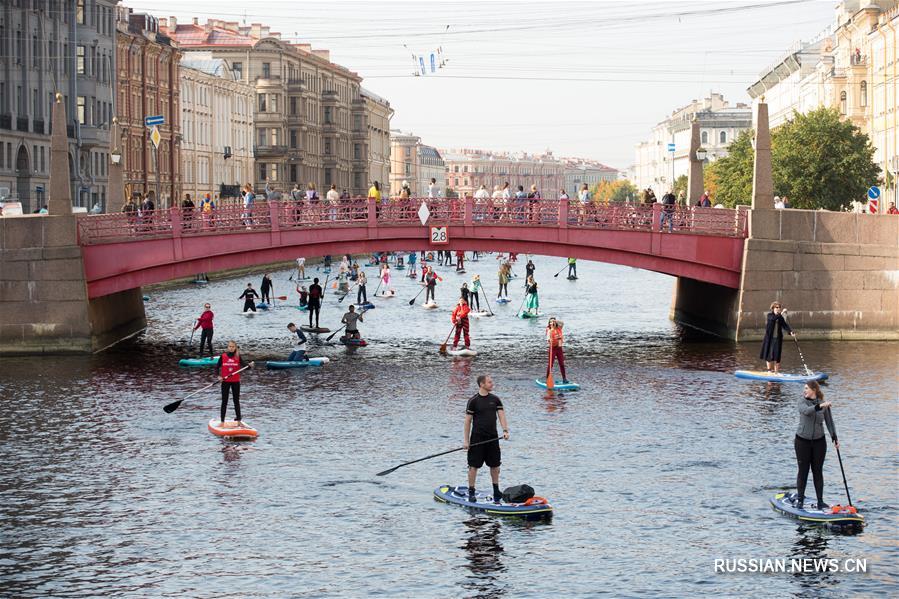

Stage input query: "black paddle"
[
  {"left": 163, "top": 365, "right": 251, "bottom": 413},
  {"left": 339, "top": 282, "right": 358, "bottom": 303},
  {"left": 376, "top": 437, "right": 501, "bottom": 477},
  {"left": 479, "top": 286, "right": 495, "bottom": 316},
  {"left": 408, "top": 286, "right": 426, "bottom": 305},
  {"left": 828, "top": 407, "right": 853, "bottom": 506},
  {"left": 552, "top": 264, "right": 567, "bottom": 278},
  {"left": 188, "top": 321, "right": 197, "bottom": 348},
  {"left": 515, "top": 288, "right": 528, "bottom": 317}
]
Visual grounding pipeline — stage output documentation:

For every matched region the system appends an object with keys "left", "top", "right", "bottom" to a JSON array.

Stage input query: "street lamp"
[
  {"left": 695, "top": 147, "right": 708, "bottom": 162},
  {"left": 110, "top": 118, "right": 121, "bottom": 164},
  {"left": 111, "top": 148, "right": 121, "bottom": 165}
]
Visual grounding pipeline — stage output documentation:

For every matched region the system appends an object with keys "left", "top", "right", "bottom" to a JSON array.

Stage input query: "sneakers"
[
  {"left": 816, "top": 501, "right": 829, "bottom": 510},
  {"left": 468, "top": 489, "right": 476, "bottom": 502}
]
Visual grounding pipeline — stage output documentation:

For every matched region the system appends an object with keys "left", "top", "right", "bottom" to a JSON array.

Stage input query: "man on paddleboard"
[
  {"left": 464, "top": 375, "right": 510, "bottom": 502},
  {"left": 217, "top": 341, "right": 254, "bottom": 425},
  {"left": 308, "top": 278, "right": 323, "bottom": 328},
  {"left": 342, "top": 304, "right": 364, "bottom": 340},
  {"left": 239, "top": 283, "right": 260, "bottom": 313},
  {"left": 193, "top": 303, "right": 214, "bottom": 356},
  {"left": 425, "top": 267, "right": 442, "bottom": 304},
  {"left": 286, "top": 323, "right": 309, "bottom": 361}
]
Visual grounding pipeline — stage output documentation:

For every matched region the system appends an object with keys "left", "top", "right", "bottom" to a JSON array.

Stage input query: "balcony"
[
  {"left": 79, "top": 126, "right": 110, "bottom": 148},
  {"left": 255, "top": 111, "right": 283, "bottom": 123},
  {"left": 17, "top": 117, "right": 29, "bottom": 132},
  {"left": 32, "top": 119, "right": 45, "bottom": 135},
  {"left": 255, "top": 76, "right": 282, "bottom": 87},
  {"left": 322, "top": 121, "right": 337, "bottom": 134},
  {"left": 287, "top": 79, "right": 306, "bottom": 92},
  {"left": 0, "top": 114, "right": 11, "bottom": 130},
  {"left": 254, "top": 144, "right": 288, "bottom": 158}
]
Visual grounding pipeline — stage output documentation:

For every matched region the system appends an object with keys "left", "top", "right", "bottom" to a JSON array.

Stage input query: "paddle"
[
  {"left": 546, "top": 339, "right": 555, "bottom": 390},
  {"left": 408, "top": 286, "right": 426, "bottom": 305},
  {"left": 792, "top": 336, "right": 813, "bottom": 377},
  {"left": 376, "top": 437, "right": 501, "bottom": 477},
  {"left": 373, "top": 275, "right": 383, "bottom": 298},
  {"left": 552, "top": 264, "right": 567, "bottom": 278},
  {"left": 480, "top": 287, "right": 495, "bottom": 316},
  {"left": 163, "top": 365, "right": 251, "bottom": 413},
  {"left": 438, "top": 323, "right": 455, "bottom": 354},
  {"left": 830, "top": 413, "right": 853, "bottom": 506},
  {"left": 515, "top": 288, "right": 528, "bottom": 317},
  {"left": 189, "top": 321, "right": 197, "bottom": 348},
  {"left": 339, "top": 283, "right": 358, "bottom": 303},
  {"left": 326, "top": 307, "right": 368, "bottom": 341}
]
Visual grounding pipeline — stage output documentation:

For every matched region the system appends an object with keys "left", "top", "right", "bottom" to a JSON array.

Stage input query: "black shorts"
[{"left": 467, "top": 439, "right": 501, "bottom": 469}]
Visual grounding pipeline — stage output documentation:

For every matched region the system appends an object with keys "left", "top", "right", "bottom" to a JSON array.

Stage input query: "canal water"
[{"left": 2, "top": 254, "right": 896, "bottom": 597}]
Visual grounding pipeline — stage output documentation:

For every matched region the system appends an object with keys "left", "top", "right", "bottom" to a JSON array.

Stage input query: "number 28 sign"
[{"left": 430, "top": 226, "right": 448, "bottom": 244}]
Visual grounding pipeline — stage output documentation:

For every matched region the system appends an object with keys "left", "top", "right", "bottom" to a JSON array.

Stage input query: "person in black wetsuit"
[
  {"left": 464, "top": 375, "right": 510, "bottom": 502},
  {"left": 260, "top": 274, "right": 273, "bottom": 303},
  {"left": 793, "top": 380, "right": 838, "bottom": 510},
  {"left": 239, "top": 283, "right": 260, "bottom": 312},
  {"left": 308, "top": 277, "right": 323, "bottom": 328},
  {"left": 525, "top": 259, "right": 535, "bottom": 280},
  {"left": 759, "top": 301, "right": 794, "bottom": 373},
  {"left": 460, "top": 282, "right": 471, "bottom": 305}
]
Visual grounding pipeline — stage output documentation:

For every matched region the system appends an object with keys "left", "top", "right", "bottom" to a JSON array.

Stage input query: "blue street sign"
[
  {"left": 667, "top": 143, "right": 676, "bottom": 152},
  {"left": 867, "top": 185, "right": 880, "bottom": 200},
  {"left": 144, "top": 115, "right": 164, "bottom": 127}
]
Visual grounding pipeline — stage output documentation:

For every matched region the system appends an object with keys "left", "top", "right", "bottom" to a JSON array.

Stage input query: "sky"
[{"left": 134, "top": 0, "right": 837, "bottom": 169}]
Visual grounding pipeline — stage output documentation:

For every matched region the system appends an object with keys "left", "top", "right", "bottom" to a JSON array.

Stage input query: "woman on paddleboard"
[
  {"left": 193, "top": 303, "right": 215, "bottom": 356},
  {"left": 793, "top": 381, "right": 838, "bottom": 510},
  {"left": 525, "top": 275, "right": 539, "bottom": 315},
  {"left": 760, "top": 301, "right": 794, "bottom": 373},
  {"left": 546, "top": 318, "right": 569, "bottom": 384},
  {"left": 470, "top": 275, "right": 482, "bottom": 311},
  {"left": 425, "top": 266, "right": 442, "bottom": 304},
  {"left": 456, "top": 250, "right": 465, "bottom": 272},
  {"left": 357, "top": 271, "right": 368, "bottom": 304},
  {"left": 497, "top": 264, "right": 510, "bottom": 299},
  {"left": 452, "top": 298, "right": 472, "bottom": 350},
  {"left": 380, "top": 263, "right": 391, "bottom": 292},
  {"left": 408, "top": 251, "right": 418, "bottom": 277},
  {"left": 217, "top": 341, "right": 254, "bottom": 425},
  {"left": 460, "top": 282, "right": 471, "bottom": 305}
]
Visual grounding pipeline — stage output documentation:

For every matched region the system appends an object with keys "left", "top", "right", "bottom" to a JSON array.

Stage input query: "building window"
[
  {"left": 840, "top": 91, "right": 847, "bottom": 114},
  {"left": 262, "top": 62, "right": 271, "bottom": 78},
  {"left": 271, "top": 129, "right": 279, "bottom": 146},
  {"left": 700, "top": 131, "right": 708, "bottom": 144},
  {"left": 860, "top": 81, "right": 867, "bottom": 107},
  {"left": 290, "top": 97, "right": 297, "bottom": 115},
  {"left": 290, "top": 129, "right": 298, "bottom": 148},
  {"left": 270, "top": 94, "right": 278, "bottom": 113},
  {"left": 454, "top": 166, "right": 459, "bottom": 173},
  {"left": 77, "top": 46, "right": 85, "bottom": 74},
  {"left": 257, "top": 129, "right": 266, "bottom": 147},
  {"left": 269, "top": 164, "right": 278, "bottom": 181},
  {"left": 232, "top": 62, "right": 242, "bottom": 79},
  {"left": 325, "top": 168, "right": 332, "bottom": 185},
  {"left": 354, "top": 114, "right": 362, "bottom": 129},
  {"left": 324, "top": 107, "right": 332, "bottom": 124},
  {"left": 259, "top": 162, "right": 267, "bottom": 181},
  {"left": 354, "top": 143, "right": 361, "bottom": 160},
  {"left": 289, "top": 164, "right": 297, "bottom": 182},
  {"left": 257, "top": 93, "right": 266, "bottom": 112},
  {"left": 324, "top": 138, "right": 331, "bottom": 155},
  {"left": 719, "top": 131, "right": 727, "bottom": 144},
  {"left": 76, "top": 0, "right": 85, "bottom": 24},
  {"left": 76, "top": 96, "right": 86, "bottom": 124}
]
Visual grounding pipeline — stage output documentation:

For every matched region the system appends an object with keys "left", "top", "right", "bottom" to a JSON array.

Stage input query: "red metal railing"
[{"left": 77, "top": 197, "right": 748, "bottom": 245}]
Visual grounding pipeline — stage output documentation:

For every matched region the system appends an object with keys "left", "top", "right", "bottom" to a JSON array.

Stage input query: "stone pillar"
[
  {"left": 49, "top": 93, "right": 73, "bottom": 216},
  {"left": 687, "top": 117, "right": 703, "bottom": 204},
  {"left": 751, "top": 99, "right": 774, "bottom": 211}
]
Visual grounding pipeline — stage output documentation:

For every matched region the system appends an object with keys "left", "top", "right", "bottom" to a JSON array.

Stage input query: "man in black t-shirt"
[
  {"left": 308, "top": 277, "right": 323, "bottom": 328},
  {"left": 464, "top": 374, "right": 510, "bottom": 502}
]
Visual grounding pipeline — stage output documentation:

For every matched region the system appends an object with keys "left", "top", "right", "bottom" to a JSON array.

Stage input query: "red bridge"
[{"left": 78, "top": 198, "right": 748, "bottom": 299}]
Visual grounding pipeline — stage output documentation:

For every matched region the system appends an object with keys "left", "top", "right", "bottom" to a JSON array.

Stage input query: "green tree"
[
  {"left": 592, "top": 179, "right": 637, "bottom": 203},
  {"left": 672, "top": 174, "right": 687, "bottom": 200},
  {"left": 704, "top": 129, "right": 754, "bottom": 207},
  {"left": 772, "top": 107, "right": 880, "bottom": 210}
]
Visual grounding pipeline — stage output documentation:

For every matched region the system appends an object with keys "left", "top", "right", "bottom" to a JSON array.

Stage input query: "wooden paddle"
[
  {"left": 408, "top": 286, "right": 426, "bottom": 305},
  {"left": 163, "top": 365, "right": 251, "bottom": 413},
  {"left": 438, "top": 323, "right": 456, "bottom": 354},
  {"left": 376, "top": 437, "right": 501, "bottom": 477},
  {"left": 546, "top": 338, "right": 555, "bottom": 390}
]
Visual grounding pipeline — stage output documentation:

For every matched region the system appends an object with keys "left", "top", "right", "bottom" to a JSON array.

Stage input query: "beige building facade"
[
  {"left": 563, "top": 159, "right": 620, "bottom": 194},
  {"left": 362, "top": 89, "right": 392, "bottom": 192},
  {"left": 180, "top": 59, "right": 254, "bottom": 200},
  {"left": 389, "top": 130, "right": 446, "bottom": 196},
  {"left": 163, "top": 18, "right": 380, "bottom": 197},
  {"left": 442, "top": 148, "right": 564, "bottom": 198}
]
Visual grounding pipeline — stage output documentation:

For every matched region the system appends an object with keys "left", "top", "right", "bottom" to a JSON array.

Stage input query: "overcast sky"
[{"left": 134, "top": 0, "right": 836, "bottom": 169}]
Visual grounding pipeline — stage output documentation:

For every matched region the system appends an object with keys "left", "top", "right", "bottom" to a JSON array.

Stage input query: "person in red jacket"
[
  {"left": 456, "top": 250, "right": 465, "bottom": 272},
  {"left": 452, "top": 297, "right": 472, "bottom": 350},
  {"left": 216, "top": 341, "right": 254, "bottom": 425},
  {"left": 193, "top": 303, "right": 214, "bottom": 356},
  {"left": 425, "top": 266, "right": 443, "bottom": 304}
]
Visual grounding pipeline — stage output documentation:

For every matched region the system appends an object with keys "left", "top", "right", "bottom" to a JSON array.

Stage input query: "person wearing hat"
[
  {"left": 760, "top": 301, "right": 794, "bottom": 373},
  {"left": 546, "top": 317, "right": 569, "bottom": 384}
]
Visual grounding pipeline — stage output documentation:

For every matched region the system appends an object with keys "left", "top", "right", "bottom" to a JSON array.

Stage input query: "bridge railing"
[{"left": 77, "top": 197, "right": 748, "bottom": 245}]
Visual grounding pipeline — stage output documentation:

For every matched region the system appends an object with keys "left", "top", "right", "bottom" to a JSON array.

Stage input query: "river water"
[{"left": 1, "top": 254, "right": 897, "bottom": 597}]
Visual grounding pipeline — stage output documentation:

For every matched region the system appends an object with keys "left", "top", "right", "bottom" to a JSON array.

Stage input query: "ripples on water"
[{"left": 1, "top": 255, "right": 897, "bottom": 597}]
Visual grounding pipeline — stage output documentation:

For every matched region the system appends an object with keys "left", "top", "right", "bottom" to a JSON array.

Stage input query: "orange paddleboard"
[{"left": 207, "top": 419, "right": 258, "bottom": 439}]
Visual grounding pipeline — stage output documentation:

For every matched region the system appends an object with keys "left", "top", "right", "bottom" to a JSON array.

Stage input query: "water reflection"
[
  {"left": 460, "top": 516, "right": 506, "bottom": 598},
  {"left": 790, "top": 526, "right": 837, "bottom": 593}
]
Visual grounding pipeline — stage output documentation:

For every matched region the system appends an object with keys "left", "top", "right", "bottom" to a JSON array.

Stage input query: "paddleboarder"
[
  {"left": 342, "top": 304, "right": 364, "bottom": 340},
  {"left": 525, "top": 259, "right": 535, "bottom": 280},
  {"left": 193, "top": 303, "right": 215, "bottom": 356},
  {"left": 239, "top": 283, "right": 260, "bottom": 313},
  {"left": 793, "top": 381, "right": 838, "bottom": 510},
  {"left": 546, "top": 317, "right": 569, "bottom": 384},
  {"left": 286, "top": 323, "right": 309, "bottom": 361},
  {"left": 567, "top": 257, "right": 577, "bottom": 278},
  {"left": 425, "top": 266, "right": 442, "bottom": 304},
  {"left": 380, "top": 263, "right": 391, "bottom": 293},
  {"left": 357, "top": 270, "right": 368, "bottom": 304},
  {"left": 308, "top": 278, "right": 323, "bottom": 328},
  {"left": 296, "top": 285, "right": 309, "bottom": 308},
  {"left": 464, "top": 375, "right": 510, "bottom": 502},
  {"left": 408, "top": 251, "right": 418, "bottom": 277},
  {"left": 760, "top": 301, "right": 794, "bottom": 373},
  {"left": 260, "top": 273, "right": 273, "bottom": 304},
  {"left": 216, "top": 341, "right": 254, "bottom": 425},
  {"left": 295, "top": 257, "right": 306, "bottom": 280},
  {"left": 497, "top": 263, "right": 510, "bottom": 299},
  {"left": 456, "top": 250, "right": 465, "bottom": 272},
  {"left": 452, "top": 297, "right": 472, "bottom": 350},
  {"left": 470, "top": 275, "right": 482, "bottom": 311},
  {"left": 525, "top": 275, "right": 539, "bottom": 315},
  {"left": 460, "top": 282, "right": 471, "bottom": 306}
]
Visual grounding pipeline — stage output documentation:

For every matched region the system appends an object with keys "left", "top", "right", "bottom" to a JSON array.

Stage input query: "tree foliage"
[
  {"left": 592, "top": 179, "right": 637, "bottom": 204},
  {"left": 771, "top": 108, "right": 880, "bottom": 210},
  {"left": 673, "top": 174, "right": 687, "bottom": 199},
  {"left": 704, "top": 130, "right": 754, "bottom": 208}
]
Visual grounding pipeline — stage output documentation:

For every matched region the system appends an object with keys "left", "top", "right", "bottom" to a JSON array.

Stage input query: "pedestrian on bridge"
[
  {"left": 661, "top": 190, "right": 676, "bottom": 232},
  {"left": 239, "top": 283, "right": 260, "bottom": 313}
]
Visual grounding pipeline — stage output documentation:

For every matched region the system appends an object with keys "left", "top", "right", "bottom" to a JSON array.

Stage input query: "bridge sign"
[
  {"left": 430, "top": 226, "right": 448, "bottom": 244},
  {"left": 144, "top": 115, "right": 164, "bottom": 127}
]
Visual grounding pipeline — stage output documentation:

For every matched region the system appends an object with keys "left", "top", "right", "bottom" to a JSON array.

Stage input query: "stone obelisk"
[{"left": 48, "top": 92, "right": 72, "bottom": 215}]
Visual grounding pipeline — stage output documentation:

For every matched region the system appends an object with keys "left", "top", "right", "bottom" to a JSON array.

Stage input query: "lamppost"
[{"left": 108, "top": 116, "right": 125, "bottom": 213}]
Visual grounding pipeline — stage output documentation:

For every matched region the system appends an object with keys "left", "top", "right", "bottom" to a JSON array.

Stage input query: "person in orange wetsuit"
[
  {"left": 546, "top": 317, "right": 569, "bottom": 384},
  {"left": 452, "top": 297, "right": 472, "bottom": 350}
]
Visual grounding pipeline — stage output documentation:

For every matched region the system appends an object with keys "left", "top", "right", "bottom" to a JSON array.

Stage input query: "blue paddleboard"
[
  {"left": 735, "top": 370, "right": 828, "bottom": 383},
  {"left": 770, "top": 492, "right": 863, "bottom": 528},
  {"left": 496, "top": 298, "right": 511, "bottom": 304},
  {"left": 179, "top": 356, "right": 218, "bottom": 367},
  {"left": 434, "top": 485, "right": 552, "bottom": 520},
  {"left": 534, "top": 379, "right": 580, "bottom": 391},
  {"left": 266, "top": 357, "right": 330, "bottom": 369}
]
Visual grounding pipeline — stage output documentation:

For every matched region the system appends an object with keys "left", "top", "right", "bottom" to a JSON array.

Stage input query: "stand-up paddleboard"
[
  {"left": 266, "top": 357, "right": 330, "bottom": 369},
  {"left": 179, "top": 356, "right": 218, "bottom": 367},
  {"left": 193, "top": 279, "right": 208, "bottom": 286},
  {"left": 377, "top": 290, "right": 396, "bottom": 298},
  {"left": 142, "top": 295, "right": 151, "bottom": 301},
  {"left": 422, "top": 302, "right": 439, "bottom": 309},
  {"left": 567, "top": 275, "right": 578, "bottom": 281},
  {"left": 456, "top": 269, "right": 466, "bottom": 274},
  {"left": 447, "top": 347, "right": 477, "bottom": 357},
  {"left": 469, "top": 310, "right": 491, "bottom": 318},
  {"left": 770, "top": 492, "right": 863, "bottom": 528},
  {"left": 496, "top": 298, "right": 511, "bottom": 304},
  {"left": 296, "top": 305, "right": 309, "bottom": 311},
  {"left": 434, "top": 485, "right": 552, "bottom": 520},
  {"left": 356, "top": 302, "right": 376, "bottom": 310},
  {"left": 395, "top": 264, "right": 406, "bottom": 270},
  {"left": 208, "top": 419, "right": 258, "bottom": 440},
  {"left": 256, "top": 302, "right": 270, "bottom": 310},
  {"left": 519, "top": 312, "right": 540, "bottom": 319},
  {"left": 340, "top": 336, "right": 367, "bottom": 346},
  {"left": 322, "top": 268, "right": 332, "bottom": 274},
  {"left": 408, "top": 272, "right": 418, "bottom": 278},
  {"left": 300, "top": 326, "right": 331, "bottom": 333},
  {"left": 735, "top": 370, "right": 828, "bottom": 383},
  {"left": 535, "top": 378, "right": 580, "bottom": 391}
]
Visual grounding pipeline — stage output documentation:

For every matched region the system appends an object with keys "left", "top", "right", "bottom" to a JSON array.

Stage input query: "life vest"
[{"left": 221, "top": 353, "right": 242, "bottom": 382}]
